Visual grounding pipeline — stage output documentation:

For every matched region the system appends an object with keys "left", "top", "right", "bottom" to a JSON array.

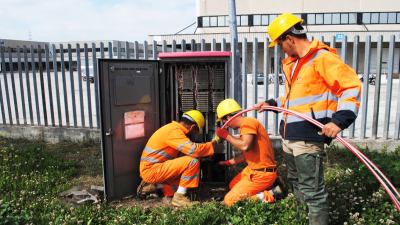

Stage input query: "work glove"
[
  {"left": 218, "top": 160, "right": 233, "bottom": 166},
  {"left": 216, "top": 128, "right": 229, "bottom": 139}
]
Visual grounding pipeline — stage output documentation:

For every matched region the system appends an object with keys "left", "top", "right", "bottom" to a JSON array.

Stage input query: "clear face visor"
[
  {"left": 288, "top": 25, "right": 307, "bottom": 35},
  {"left": 277, "top": 25, "right": 307, "bottom": 45}
]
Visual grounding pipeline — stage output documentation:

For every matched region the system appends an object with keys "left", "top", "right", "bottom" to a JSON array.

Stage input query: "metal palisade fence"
[{"left": 0, "top": 35, "right": 399, "bottom": 141}]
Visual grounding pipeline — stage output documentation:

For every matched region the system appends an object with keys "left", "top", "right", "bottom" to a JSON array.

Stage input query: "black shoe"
[
  {"left": 273, "top": 175, "right": 288, "bottom": 199},
  {"left": 271, "top": 185, "right": 284, "bottom": 200}
]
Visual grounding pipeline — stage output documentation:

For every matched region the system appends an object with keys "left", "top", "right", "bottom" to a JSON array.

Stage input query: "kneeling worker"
[
  {"left": 215, "top": 99, "right": 282, "bottom": 206},
  {"left": 138, "top": 110, "right": 216, "bottom": 207}
]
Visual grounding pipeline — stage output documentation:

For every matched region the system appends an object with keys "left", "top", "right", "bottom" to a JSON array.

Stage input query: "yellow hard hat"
[
  {"left": 267, "top": 13, "right": 303, "bottom": 48},
  {"left": 183, "top": 110, "right": 205, "bottom": 130},
  {"left": 216, "top": 99, "right": 242, "bottom": 121}
]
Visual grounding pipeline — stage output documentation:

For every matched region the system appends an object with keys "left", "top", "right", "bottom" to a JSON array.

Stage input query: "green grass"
[{"left": 0, "top": 138, "right": 399, "bottom": 224}]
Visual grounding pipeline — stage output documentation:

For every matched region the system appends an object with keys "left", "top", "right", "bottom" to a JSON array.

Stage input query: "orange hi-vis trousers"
[
  {"left": 224, "top": 166, "right": 277, "bottom": 206},
  {"left": 140, "top": 156, "right": 200, "bottom": 197}
]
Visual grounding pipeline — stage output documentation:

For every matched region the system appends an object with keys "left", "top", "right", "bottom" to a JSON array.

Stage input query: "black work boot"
[
  {"left": 272, "top": 175, "right": 288, "bottom": 200},
  {"left": 137, "top": 180, "right": 157, "bottom": 198}
]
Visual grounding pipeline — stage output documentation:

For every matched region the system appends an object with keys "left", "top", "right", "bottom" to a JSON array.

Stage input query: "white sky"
[{"left": 0, "top": 0, "right": 197, "bottom": 42}]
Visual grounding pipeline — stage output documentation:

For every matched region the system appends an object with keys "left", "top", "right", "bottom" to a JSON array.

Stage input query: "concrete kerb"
[
  {"left": 0, "top": 125, "right": 100, "bottom": 144},
  {"left": 0, "top": 126, "right": 398, "bottom": 151}
]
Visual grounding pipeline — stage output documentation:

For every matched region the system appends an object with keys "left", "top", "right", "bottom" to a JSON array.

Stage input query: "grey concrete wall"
[
  {"left": 0, "top": 125, "right": 100, "bottom": 144},
  {"left": 1, "top": 125, "right": 398, "bottom": 152},
  {"left": 269, "top": 135, "right": 400, "bottom": 152}
]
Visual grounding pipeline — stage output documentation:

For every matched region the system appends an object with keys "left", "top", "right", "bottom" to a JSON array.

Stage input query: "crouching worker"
[
  {"left": 137, "top": 110, "right": 216, "bottom": 207},
  {"left": 215, "top": 99, "right": 282, "bottom": 206}
]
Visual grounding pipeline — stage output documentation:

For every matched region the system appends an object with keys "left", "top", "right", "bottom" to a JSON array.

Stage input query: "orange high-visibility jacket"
[
  {"left": 139, "top": 121, "right": 214, "bottom": 171},
  {"left": 268, "top": 40, "right": 361, "bottom": 143}
]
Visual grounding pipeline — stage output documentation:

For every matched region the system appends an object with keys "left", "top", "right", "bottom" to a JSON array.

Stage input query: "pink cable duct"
[{"left": 221, "top": 106, "right": 400, "bottom": 211}]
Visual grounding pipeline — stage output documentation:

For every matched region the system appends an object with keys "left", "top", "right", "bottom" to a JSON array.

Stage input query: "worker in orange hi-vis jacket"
[
  {"left": 214, "top": 99, "right": 283, "bottom": 207},
  {"left": 254, "top": 13, "right": 361, "bottom": 225},
  {"left": 137, "top": 110, "right": 217, "bottom": 207}
]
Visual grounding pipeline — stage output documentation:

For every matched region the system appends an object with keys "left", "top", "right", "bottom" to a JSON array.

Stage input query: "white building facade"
[
  {"left": 153, "top": 0, "right": 400, "bottom": 43},
  {"left": 151, "top": 0, "right": 400, "bottom": 75}
]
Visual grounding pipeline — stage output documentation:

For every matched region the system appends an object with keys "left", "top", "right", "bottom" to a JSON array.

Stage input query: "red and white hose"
[{"left": 221, "top": 106, "right": 400, "bottom": 211}]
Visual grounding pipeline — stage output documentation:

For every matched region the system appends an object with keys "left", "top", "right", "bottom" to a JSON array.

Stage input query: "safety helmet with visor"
[
  {"left": 182, "top": 110, "right": 205, "bottom": 133},
  {"left": 216, "top": 99, "right": 242, "bottom": 122},
  {"left": 267, "top": 13, "right": 305, "bottom": 47}
]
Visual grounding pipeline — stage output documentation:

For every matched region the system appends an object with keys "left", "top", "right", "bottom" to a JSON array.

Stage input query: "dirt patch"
[{"left": 112, "top": 184, "right": 228, "bottom": 209}]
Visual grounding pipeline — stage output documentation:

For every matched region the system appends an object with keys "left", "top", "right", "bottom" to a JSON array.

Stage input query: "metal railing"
[{"left": 0, "top": 35, "right": 399, "bottom": 140}]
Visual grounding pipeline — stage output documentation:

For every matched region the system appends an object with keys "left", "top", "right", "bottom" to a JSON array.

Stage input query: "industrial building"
[{"left": 151, "top": 0, "right": 400, "bottom": 74}]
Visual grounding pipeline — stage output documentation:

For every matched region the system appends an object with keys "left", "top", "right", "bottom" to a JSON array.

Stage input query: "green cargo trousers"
[{"left": 282, "top": 140, "right": 329, "bottom": 225}]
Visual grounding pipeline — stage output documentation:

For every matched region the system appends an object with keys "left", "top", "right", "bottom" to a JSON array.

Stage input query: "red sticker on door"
[{"left": 124, "top": 111, "right": 145, "bottom": 140}]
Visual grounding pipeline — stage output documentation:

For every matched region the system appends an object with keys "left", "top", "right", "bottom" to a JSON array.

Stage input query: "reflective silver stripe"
[
  {"left": 338, "top": 102, "right": 359, "bottom": 114},
  {"left": 286, "top": 110, "right": 334, "bottom": 123},
  {"left": 306, "top": 49, "right": 328, "bottom": 66},
  {"left": 177, "top": 141, "right": 193, "bottom": 152},
  {"left": 188, "top": 144, "right": 197, "bottom": 155},
  {"left": 143, "top": 146, "right": 173, "bottom": 160},
  {"left": 140, "top": 157, "right": 160, "bottom": 163},
  {"left": 188, "top": 158, "right": 199, "bottom": 167},
  {"left": 288, "top": 92, "right": 338, "bottom": 108},
  {"left": 180, "top": 174, "right": 199, "bottom": 181},
  {"left": 327, "top": 91, "right": 338, "bottom": 103},
  {"left": 182, "top": 114, "right": 195, "bottom": 123},
  {"left": 340, "top": 88, "right": 361, "bottom": 101},
  {"left": 143, "top": 146, "right": 157, "bottom": 154}
]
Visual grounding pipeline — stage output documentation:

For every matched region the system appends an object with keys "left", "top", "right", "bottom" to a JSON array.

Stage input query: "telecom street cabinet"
[{"left": 99, "top": 51, "right": 231, "bottom": 201}]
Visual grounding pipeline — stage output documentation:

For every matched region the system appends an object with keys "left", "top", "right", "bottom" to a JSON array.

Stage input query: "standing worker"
[
  {"left": 255, "top": 13, "right": 362, "bottom": 224},
  {"left": 137, "top": 110, "right": 216, "bottom": 207},
  {"left": 215, "top": 99, "right": 282, "bottom": 206}
]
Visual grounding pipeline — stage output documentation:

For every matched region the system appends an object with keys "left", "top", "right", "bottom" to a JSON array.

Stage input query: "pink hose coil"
[{"left": 221, "top": 106, "right": 400, "bottom": 211}]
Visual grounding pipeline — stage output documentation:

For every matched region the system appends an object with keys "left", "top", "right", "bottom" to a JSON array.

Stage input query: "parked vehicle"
[
  {"left": 81, "top": 65, "right": 94, "bottom": 83},
  {"left": 268, "top": 74, "right": 285, "bottom": 85},
  {"left": 249, "top": 73, "right": 285, "bottom": 85},
  {"left": 250, "top": 73, "right": 265, "bottom": 85},
  {"left": 358, "top": 74, "right": 376, "bottom": 85}
]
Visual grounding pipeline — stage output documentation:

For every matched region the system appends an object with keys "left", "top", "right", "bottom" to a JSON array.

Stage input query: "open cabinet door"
[{"left": 98, "top": 59, "right": 160, "bottom": 201}]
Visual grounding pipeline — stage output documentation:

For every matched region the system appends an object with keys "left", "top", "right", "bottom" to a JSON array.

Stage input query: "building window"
[
  {"left": 236, "top": 16, "right": 241, "bottom": 26},
  {"left": 380, "top": 13, "right": 388, "bottom": 23},
  {"left": 200, "top": 11, "right": 400, "bottom": 28},
  {"left": 294, "top": 13, "right": 302, "bottom": 18},
  {"left": 341, "top": 13, "right": 349, "bottom": 24},
  {"left": 388, "top": 13, "right": 396, "bottom": 23},
  {"left": 324, "top": 13, "right": 332, "bottom": 24},
  {"left": 253, "top": 15, "right": 261, "bottom": 26},
  {"left": 197, "top": 17, "right": 203, "bottom": 27},
  {"left": 316, "top": 14, "right": 323, "bottom": 24},
  {"left": 371, "top": 13, "right": 379, "bottom": 23},
  {"left": 363, "top": 13, "right": 370, "bottom": 23},
  {"left": 261, "top": 15, "right": 268, "bottom": 25},
  {"left": 332, "top": 13, "right": 340, "bottom": 24},
  {"left": 308, "top": 14, "right": 316, "bottom": 24},
  {"left": 241, "top": 15, "right": 248, "bottom": 26},
  {"left": 218, "top": 16, "right": 226, "bottom": 26},
  {"left": 210, "top": 16, "right": 217, "bottom": 27},
  {"left": 269, "top": 14, "right": 277, "bottom": 23},
  {"left": 349, "top": 13, "right": 357, "bottom": 24},
  {"left": 203, "top": 17, "right": 209, "bottom": 27}
]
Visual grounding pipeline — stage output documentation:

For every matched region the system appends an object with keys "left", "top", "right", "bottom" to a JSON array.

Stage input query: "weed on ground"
[{"left": 0, "top": 138, "right": 399, "bottom": 224}]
